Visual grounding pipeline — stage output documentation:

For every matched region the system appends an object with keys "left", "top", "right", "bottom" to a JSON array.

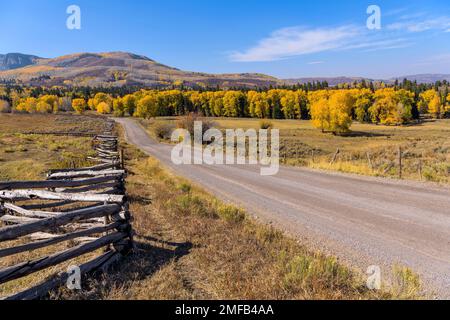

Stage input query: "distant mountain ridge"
[
  {"left": 283, "top": 77, "right": 368, "bottom": 86},
  {"left": 0, "top": 51, "right": 448, "bottom": 87},
  {"left": 389, "top": 74, "right": 450, "bottom": 84},
  {"left": 0, "top": 53, "right": 42, "bottom": 71}
]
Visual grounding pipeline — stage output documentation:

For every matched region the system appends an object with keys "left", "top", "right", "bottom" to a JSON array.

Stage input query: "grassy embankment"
[
  {"left": 0, "top": 114, "right": 421, "bottom": 299},
  {"left": 143, "top": 117, "right": 450, "bottom": 184}
]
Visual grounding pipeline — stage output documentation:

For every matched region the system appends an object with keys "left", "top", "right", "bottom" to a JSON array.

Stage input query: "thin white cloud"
[
  {"left": 384, "top": 7, "right": 410, "bottom": 17},
  {"left": 398, "top": 12, "right": 427, "bottom": 20},
  {"left": 341, "top": 38, "right": 411, "bottom": 51},
  {"left": 387, "top": 16, "right": 450, "bottom": 32},
  {"left": 229, "top": 25, "right": 412, "bottom": 62},
  {"left": 229, "top": 26, "right": 359, "bottom": 62},
  {"left": 307, "top": 61, "right": 324, "bottom": 65}
]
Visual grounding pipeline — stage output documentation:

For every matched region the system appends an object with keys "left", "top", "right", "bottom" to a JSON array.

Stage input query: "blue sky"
[{"left": 1, "top": 0, "right": 450, "bottom": 79}]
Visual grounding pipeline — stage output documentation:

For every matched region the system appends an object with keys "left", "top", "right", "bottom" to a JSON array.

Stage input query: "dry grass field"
[
  {"left": 143, "top": 117, "right": 450, "bottom": 184},
  {"left": 0, "top": 114, "right": 422, "bottom": 299},
  {"left": 0, "top": 114, "right": 109, "bottom": 297},
  {"left": 0, "top": 114, "right": 106, "bottom": 181}
]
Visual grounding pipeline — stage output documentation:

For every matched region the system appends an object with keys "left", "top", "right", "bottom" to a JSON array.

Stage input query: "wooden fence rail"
[{"left": 0, "top": 125, "right": 133, "bottom": 300}]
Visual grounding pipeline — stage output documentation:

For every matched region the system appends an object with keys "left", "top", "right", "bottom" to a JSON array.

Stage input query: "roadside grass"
[
  {"left": 141, "top": 117, "right": 450, "bottom": 184},
  {"left": 60, "top": 141, "right": 423, "bottom": 300}
]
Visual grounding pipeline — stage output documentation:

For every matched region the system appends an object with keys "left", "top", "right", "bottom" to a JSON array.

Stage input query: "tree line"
[{"left": 1, "top": 83, "right": 449, "bottom": 134}]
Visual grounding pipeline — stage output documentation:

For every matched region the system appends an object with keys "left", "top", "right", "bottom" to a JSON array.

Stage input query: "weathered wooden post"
[
  {"left": 366, "top": 151, "right": 373, "bottom": 170},
  {"left": 120, "top": 149, "right": 124, "bottom": 170},
  {"left": 398, "top": 146, "right": 403, "bottom": 179},
  {"left": 330, "top": 148, "right": 340, "bottom": 165},
  {"left": 418, "top": 159, "right": 423, "bottom": 180}
]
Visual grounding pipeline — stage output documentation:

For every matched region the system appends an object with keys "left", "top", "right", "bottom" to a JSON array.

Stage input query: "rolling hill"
[{"left": 0, "top": 52, "right": 280, "bottom": 88}]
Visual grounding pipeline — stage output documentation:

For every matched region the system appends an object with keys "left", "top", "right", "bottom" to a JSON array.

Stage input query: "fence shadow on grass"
[
  {"left": 60, "top": 237, "right": 193, "bottom": 299},
  {"left": 114, "top": 237, "right": 192, "bottom": 279}
]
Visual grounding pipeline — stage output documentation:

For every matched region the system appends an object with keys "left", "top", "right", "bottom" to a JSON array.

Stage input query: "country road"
[{"left": 115, "top": 118, "right": 450, "bottom": 299}]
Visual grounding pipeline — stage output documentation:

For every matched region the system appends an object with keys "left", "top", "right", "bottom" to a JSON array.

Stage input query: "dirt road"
[{"left": 115, "top": 118, "right": 450, "bottom": 298}]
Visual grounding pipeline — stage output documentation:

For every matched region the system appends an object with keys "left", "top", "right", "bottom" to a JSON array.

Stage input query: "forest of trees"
[{"left": 1, "top": 79, "right": 449, "bottom": 134}]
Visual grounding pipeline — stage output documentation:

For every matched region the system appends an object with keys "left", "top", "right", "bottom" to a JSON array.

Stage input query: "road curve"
[{"left": 115, "top": 118, "right": 450, "bottom": 299}]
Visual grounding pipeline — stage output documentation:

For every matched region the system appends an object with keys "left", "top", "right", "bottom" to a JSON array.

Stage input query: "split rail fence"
[{"left": 0, "top": 121, "right": 133, "bottom": 300}]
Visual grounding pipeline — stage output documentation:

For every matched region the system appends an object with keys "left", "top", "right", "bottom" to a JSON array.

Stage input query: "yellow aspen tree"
[
  {"left": 327, "top": 90, "right": 355, "bottom": 133},
  {"left": 446, "top": 93, "right": 450, "bottom": 115},
  {"left": 122, "top": 94, "right": 137, "bottom": 116},
  {"left": 309, "top": 90, "right": 331, "bottom": 132},
  {"left": 36, "top": 101, "right": 53, "bottom": 113},
  {"left": 247, "top": 91, "right": 259, "bottom": 117},
  {"left": 72, "top": 98, "right": 86, "bottom": 114},
  {"left": 280, "top": 90, "right": 300, "bottom": 119},
  {"left": 96, "top": 101, "right": 112, "bottom": 114},
  {"left": 420, "top": 89, "right": 442, "bottom": 118},
  {"left": 113, "top": 98, "right": 125, "bottom": 116}
]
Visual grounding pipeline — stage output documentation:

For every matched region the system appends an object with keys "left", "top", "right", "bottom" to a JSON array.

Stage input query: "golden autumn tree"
[
  {"left": 247, "top": 91, "right": 269, "bottom": 118},
  {"left": 446, "top": 93, "right": 450, "bottom": 115},
  {"left": 280, "top": 90, "right": 300, "bottom": 119},
  {"left": 36, "top": 101, "right": 53, "bottom": 113},
  {"left": 39, "top": 95, "right": 60, "bottom": 113},
  {"left": 223, "top": 91, "right": 246, "bottom": 117},
  {"left": 327, "top": 90, "right": 355, "bottom": 133},
  {"left": 15, "top": 97, "right": 37, "bottom": 113},
  {"left": 420, "top": 89, "right": 442, "bottom": 118},
  {"left": 113, "top": 98, "right": 125, "bottom": 117},
  {"left": 72, "top": 98, "right": 87, "bottom": 114},
  {"left": 208, "top": 91, "right": 225, "bottom": 117},
  {"left": 96, "top": 101, "right": 112, "bottom": 114},
  {"left": 122, "top": 94, "right": 137, "bottom": 116},
  {"left": 309, "top": 90, "right": 331, "bottom": 132},
  {"left": 351, "top": 88, "right": 373, "bottom": 123},
  {"left": 135, "top": 93, "right": 159, "bottom": 118},
  {"left": 309, "top": 90, "right": 355, "bottom": 134},
  {"left": 89, "top": 92, "right": 112, "bottom": 111},
  {"left": 370, "top": 88, "right": 413, "bottom": 125}
]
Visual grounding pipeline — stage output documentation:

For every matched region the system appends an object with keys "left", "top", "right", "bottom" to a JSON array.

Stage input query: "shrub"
[
  {"left": 392, "top": 265, "right": 421, "bottom": 299},
  {"left": 282, "top": 254, "right": 353, "bottom": 292},
  {"left": 72, "top": 98, "right": 87, "bottom": 114},
  {"left": 216, "top": 203, "right": 245, "bottom": 223},
  {"left": 173, "top": 194, "right": 212, "bottom": 217},
  {"left": 176, "top": 113, "right": 217, "bottom": 138},
  {"left": 0, "top": 100, "right": 11, "bottom": 113},
  {"left": 153, "top": 122, "right": 175, "bottom": 140},
  {"left": 259, "top": 120, "right": 273, "bottom": 129},
  {"left": 36, "top": 101, "right": 53, "bottom": 113},
  {"left": 97, "top": 101, "right": 112, "bottom": 114},
  {"left": 178, "top": 182, "right": 192, "bottom": 194}
]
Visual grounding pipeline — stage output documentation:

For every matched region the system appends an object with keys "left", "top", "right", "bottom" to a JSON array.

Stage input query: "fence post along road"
[{"left": 0, "top": 120, "right": 134, "bottom": 300}]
